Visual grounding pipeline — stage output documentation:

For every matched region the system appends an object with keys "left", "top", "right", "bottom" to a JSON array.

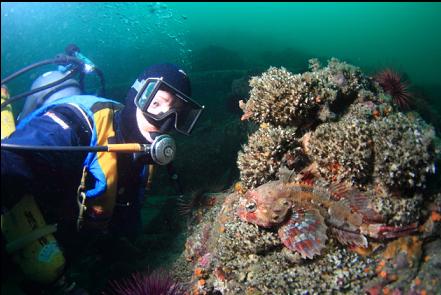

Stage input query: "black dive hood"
[{"left": 1, "top": 134, "right": 176, "bottom": 166}]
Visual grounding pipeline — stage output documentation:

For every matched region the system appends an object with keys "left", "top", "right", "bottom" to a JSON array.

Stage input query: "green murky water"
[{"left": 2, "top": 3, "right": 441, "bottom": 107}]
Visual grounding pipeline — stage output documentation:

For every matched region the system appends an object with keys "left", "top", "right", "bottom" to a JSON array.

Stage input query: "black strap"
[{"left": 50, "top": 105, "right": 92, "bottom": 146}]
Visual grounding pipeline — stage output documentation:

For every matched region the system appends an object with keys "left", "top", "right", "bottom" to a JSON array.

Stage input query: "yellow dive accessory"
[
  {"left": 1, "top": 195, "right": 66, "bottom": 284},
  {"left": 1, "top": 85, "right": 16, "bottom": 139},
  {"left": 146, "top": 164, "right": 156, "bottom": 191}
]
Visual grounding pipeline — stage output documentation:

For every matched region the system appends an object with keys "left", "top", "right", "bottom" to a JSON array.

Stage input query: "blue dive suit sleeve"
[{"left": 1, "top": 106, "right": 91, "bottom": 207}]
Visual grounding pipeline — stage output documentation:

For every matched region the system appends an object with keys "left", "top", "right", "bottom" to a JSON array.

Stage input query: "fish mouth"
[
  {"left": 270, "top": 215, "right": 282, "bottom": 224},
  {"left": 255, "top": 220, "right": 276, "bottom": 228},
  {"left": 236, "top": 198, "right": 251, "bottom": 222},
  {"left": 236, "top": 205, "right": 264, "bottom": 226},
  {"left": 238, "top": 211, "right": 274, "bottom": 227},
  {"left": 236, "top": 206, "right": 247, "bottom": 221}
]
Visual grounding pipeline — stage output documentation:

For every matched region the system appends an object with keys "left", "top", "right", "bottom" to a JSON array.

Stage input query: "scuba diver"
[{"left": 1, "top": 45, "right": 204, "bottom": 294}]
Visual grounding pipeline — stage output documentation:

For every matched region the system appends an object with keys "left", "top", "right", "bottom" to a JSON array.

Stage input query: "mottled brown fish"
[{"left": 237, "top": 180, "right": 417, "bottom": 259}]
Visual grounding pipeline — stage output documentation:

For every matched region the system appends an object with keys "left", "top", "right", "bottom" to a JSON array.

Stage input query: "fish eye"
[
  {"left": 281, "top": 199, "right": 290, "bottom": 206},
  {"left": 245, "top": 201, "right": 257, "bottom": 212}
]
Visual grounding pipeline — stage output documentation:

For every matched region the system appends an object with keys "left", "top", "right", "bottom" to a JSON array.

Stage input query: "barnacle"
[
  {"left": 237, "top": 125, "right": 299, "bottom": 189},
  {"left": 307, "top": 116, "right": 373, "bottom": 186},
  {"left": 240, "top": 58, "right": 375, "bottom": 129},
  {"left": 371, "top": 112, "right": 436, "bottom": 192}
]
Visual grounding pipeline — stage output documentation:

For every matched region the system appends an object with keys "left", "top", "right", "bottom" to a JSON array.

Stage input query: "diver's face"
[{"left": 147, "top": 89, "right": 175, "bottom": 116}]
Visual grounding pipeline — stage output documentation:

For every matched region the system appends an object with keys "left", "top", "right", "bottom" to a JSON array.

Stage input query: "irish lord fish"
[{"left": 237, "top": 180, "right": 417, "bottom": 259}]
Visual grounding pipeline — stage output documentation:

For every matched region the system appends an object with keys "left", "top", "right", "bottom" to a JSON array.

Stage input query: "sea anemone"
[
  {"left": 177, "top": 182, "right": 227, "bottom": 217},
  {"left": 374, "top": 69, "right": 412, "bottom": 110},
  {"left": 104, "top": 268, "right": 186, "bottom": 295},
  {"left": 177, "top": 188, "right": 209, "bottom": 217}
]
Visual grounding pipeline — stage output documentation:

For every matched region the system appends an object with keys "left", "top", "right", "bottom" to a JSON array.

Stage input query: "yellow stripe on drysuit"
[{"left": 84, "top": 107, "right": 118, "bottom": 229}]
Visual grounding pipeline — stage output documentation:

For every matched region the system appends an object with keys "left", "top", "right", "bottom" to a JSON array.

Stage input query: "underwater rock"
[
  {"left": 178, "top": 191, "right": 377, "bottom": 294},
  {"left": 238, "top": 57, "right": 439, "bottom": 228},
  {"left": 202, "top": 57, "right": 441, "bottom": 294},
  {"left": 171, "top": 57, "right": 440, "bottom": 295},
  {"left": 371, "top": 111, "right": 436, "bottom": 193},
  {"left": 237, "top": 124, "right": 301, "bottom": 189},
  {"left": 175, "top": 185, "right": 441, "bottom": 295},
  {"left": 371, "top": 193, "right": 424, "bottom": 226},
  {"left": 239, "top": 58, "right": 374, "bottom": 127},
  {"left": 307, "top": 115, "right": 374, "bottom": 186},
  {"left": 231, "top": 75, "right": 252, "bottom": 100},
  {"left": 225, "top": 75, "right": 253, "bottom": 114},
  {"left": 365, "top": 236, "right": 441, "bottom": 295}
]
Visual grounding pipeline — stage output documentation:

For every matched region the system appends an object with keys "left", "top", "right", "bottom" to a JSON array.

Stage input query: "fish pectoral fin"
[
  {"left": 333, "top": 187, "right": 384, "bottom": 223},
  {"left": 331, "top": 227, "right": 368, "bottom": 248},
  {"left": 277, "top": 208, "right": 328, "bottom": 259}
]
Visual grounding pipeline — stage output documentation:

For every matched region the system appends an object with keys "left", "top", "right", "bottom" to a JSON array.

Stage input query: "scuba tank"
[{"left": 18, "top": 70, "right": 82, "bottom": 121}]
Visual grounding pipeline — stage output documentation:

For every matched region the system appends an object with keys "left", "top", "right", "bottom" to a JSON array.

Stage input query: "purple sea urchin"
[
  {"left": 104, "top": 269, "right": 186, "bottom": 295},
  {"left": 375, "top": 69, "right": 412, "bottom": 110}
]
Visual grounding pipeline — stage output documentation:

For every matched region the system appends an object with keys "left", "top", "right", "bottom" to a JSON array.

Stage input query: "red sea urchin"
[
  {"left": 374, "top": 69, "right": 412, "bottom": 110},
  {"left": 104, "top": 269, "right": 186, "bottom": 295}
]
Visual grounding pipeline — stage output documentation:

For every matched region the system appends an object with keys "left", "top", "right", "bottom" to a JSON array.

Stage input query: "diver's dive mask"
[{"left": 133, "top": 77, "right": 204, "bottom": 135}]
